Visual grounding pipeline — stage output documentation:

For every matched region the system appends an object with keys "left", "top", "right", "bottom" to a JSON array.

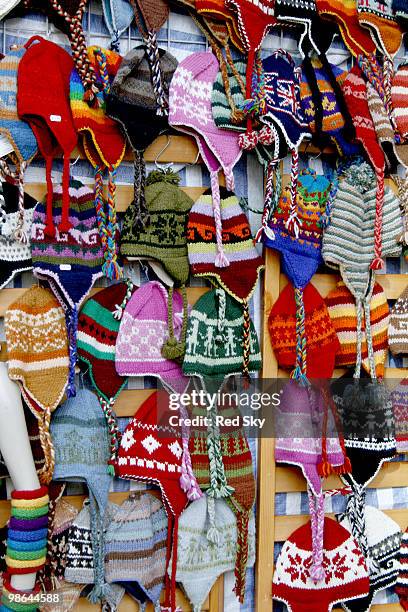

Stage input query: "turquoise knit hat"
[{"left": 102, "top": 0, "right": 134, "bottom": 50}]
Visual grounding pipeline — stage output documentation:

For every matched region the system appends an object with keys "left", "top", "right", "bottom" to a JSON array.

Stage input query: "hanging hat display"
[
  {"left": 356, "top": 0, "right": 403, "bottom": 58},
  {"left": 273, "top": 517, "right": 370, "bottom": 612},
  {"left": 391, "top": 62, "right": 408, "bottom": 141},
  {"left": 31, "top": 179, "right": 104, "bottom": 398},
  {"left": 389, "top": 284, "right": 408, "bottom": 355},
  {"left": 391, "top": 378, "right": 408, "bottom": 453},
  {"left": 102, "top": 0, "right": 134, "bottom": 51},
  {"left": 77, "top": 280, "right": 136, "bottom": 465}
]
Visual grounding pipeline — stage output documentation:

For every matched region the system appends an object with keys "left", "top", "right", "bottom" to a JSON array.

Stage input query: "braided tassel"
[
  {"left": 207, "top": 403, "right": 234, "bottom": 500},
  {"left": 178, "top": 403, "right": 203, "bottom": 501},
  {"left": 112, "top": 279, "right": 135, "bottom": 320},
  {"left": 255, "top": 159, "right": 278, "bottom": 243},
  {"left": 66, "top": 307, "right": 78, "bottom": 398},
  {"left": 93, "top": 48, "right": 111, "bottom": 95},
  {"left": 233, "top": 512, "right": 250, "bottom": 603},
  {"left": 144, "top": 31, "right": 168, "bottom": 116},
  {"left": 308, "top": 489, "right": 325, "bottom": 583},
  {"left": 241, "top": 300, "right": 251, "bottom": 383},
  {"left": 100, "top": 397, "right": 122, "bottom": 473},
  {"left": 370, "top": 166, "right": 385, "bottom": 270},
  {"left": 285, "top": 150, "right": 301, "bottom": 238},
  {"left": 132, "top": 152, "right": 149, "bottom": 229},
  {"left": 210, "top": 171, "right": 229, "bottom": 268},
  {"left": 0, "top": 160, "right": 28, "bottom": 244},
  {"left": 290, "top": 287, "right": 308, "bottom": 385},
  {"left": 37, "top": 409, "right": 55, "bottom": 486},
  {"left": 105, "top": 167, "right": 122, "bottom": 280}
]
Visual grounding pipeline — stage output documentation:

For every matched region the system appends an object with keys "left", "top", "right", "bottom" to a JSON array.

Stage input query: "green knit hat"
[{"left": 120, "top": 168, "right": 193, "bottom": 285}]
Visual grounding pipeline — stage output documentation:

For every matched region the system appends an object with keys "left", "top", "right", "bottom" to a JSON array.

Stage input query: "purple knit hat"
[
  {"left": 169, "top": 51, "right": 242, "bottom": 268},
  {"left": 115, "top": 281, "right": 189, "bottom": 394}
]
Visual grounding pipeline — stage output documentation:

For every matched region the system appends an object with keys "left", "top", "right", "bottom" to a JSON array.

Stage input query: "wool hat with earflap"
[
  {"left": 339, "top": 506, "right": 401, "bottom": 612},
  {"left": 115, "top": 281, "right": 190, "bottom": 395},
  {"left": 17, "top": 36, "right": 77, "bottom": 239},
  {"left": 269, "top": 282, "right": 340, "bottom": 380},
  {"left": 391, "top": 63, "right": 408, "bottom": 141},
  {"left": 173, "top": 496, "right": 256, "bottom": 611},
  {"left": 105, "top": 493, "right": 168, "bottom": 609},
  {"left": 70, "top": 46, "right": 126, "bottom": 280},
  {"left": 397, "top": 529, "right": 408, "bottom": 611},
  {"left": 102, "top": 0, "right": 134, "bottom": 51},
  {"left": 196, "top": 0, "right": 245, "bottom": 52},
  {"left": 31, "top": 179, "right": 104, "bottom": 398},
  {"left": 326, "top": 281, "right": 390, "bottom": 380},
  {"left": 0, "top": 46, "right": 38, "bottom": 243},
  {"left": 169, "top": 51, "right": 242, "bottom": 269},
  {"left": 391, "top": 378, "right": 408, "bottom": 453},
  {"left": 51, "top": 389, "right": 113, "bottom": 603},
  {"left": 357, "top": 0, "right": 403, "bottom": 57},
  {"left": 112, "top": 391, "right": 189, "bottom": 612},
  {"left": 273, "top": 517, "right": 370, "bottom": 612},
  {"left": 275, "top": 0, "right": 334, "bottom": 58},
  {"left": 389, "top": 284, "right": 408, "bottom": 355},
  {"left": 77, "top": 280, "right": 136, "bottom": 465},
  {"left": 0, "top": 180, "right": 36, "bottom": 290}
]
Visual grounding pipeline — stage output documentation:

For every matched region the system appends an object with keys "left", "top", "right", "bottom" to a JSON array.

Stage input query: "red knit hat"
[
  {"left": 392, "top": 62, "right": 408, "bottom": 141},
  {"left": 273, "top": 517, "right": 370, "bottom": 612},
  {"left": 17, "top": 36, "right": 77, "bottom": 237},
  {"left": 268, "top": 282, "right": 340, "bottom": 380},
  {"left": 342, "top": 65, "right": 386, "bottom": 270}
]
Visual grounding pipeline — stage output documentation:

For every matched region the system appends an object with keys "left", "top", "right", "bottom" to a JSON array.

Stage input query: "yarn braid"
[
  {"left": 285, "top": 149, "right": 300, "bottom": 237},
  {"left": 242, "top": 300, "right": 251, "bottom": 382},
  {"left": 370, "top": 165, "right": 385, "bottom": 270},
  {"left": 363, "top": 297, "right": 377, "bottom": 380},
  {"left": 94, "top": 166, "right": 122, "bottom": 280},
  {"left": 178, "top": 402, "right": 203, "bottom": 501},
  {"left": 132, "top": 151, "right": 149, "bottom": 229},
  {"left": 234, "top": 511, "right": 250, "bottom": 602},
  {"left": 161, "top": 286, "right": 188, "bottom": 363},
  {"left": 93, "top": 48, "right": 111, "bottom": 96},
  {"left": 254, "top": 155, "right": 280, "bottom": 243},
  {"left": 354, "top": 298, "right": 364, "bottom": 379},
  {"left": 0, "top": 160, "right": 28, "bottom": 243},
  {"left": 66, "top": 306, "right": 78, "bottom": 398},
  {"left": 100, "top": 397, "right": 122, "bottom": 471},
  {"left": 112, "top": 278, "right": 135, "bottom": 320},
  {"left": 394, "top": 176, "right": 408, "bottom": 249},
  {"left": 345, "top": 487, "right": 369, "bottom": 558},
  {"left": 308, "top": 488, "right": 325, "bottom": 583},
  {"left": 206, "top": 402, "right": 234, "bottom": 500},
  {"left": 210, "top": 170, "right": 229, "bottom": 267},
  {"left": 291, "top": 287, "right": 308, "bottom": 385},
  {"left": 37, "top": 408, "right": 55, "bottom": 486}
]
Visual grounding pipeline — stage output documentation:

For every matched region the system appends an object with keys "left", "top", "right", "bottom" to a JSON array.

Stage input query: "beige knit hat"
[{"left": 389, "top": 285, "right": 408, "bottom": 355}]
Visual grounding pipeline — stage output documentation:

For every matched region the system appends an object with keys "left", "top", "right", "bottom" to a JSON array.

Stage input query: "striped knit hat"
[
  {"left": 17, "top": 36, "right": 77, "bottom": 240},
  {"left": 105, "top": 493, "right": 168, "bottom": 608},
  {"left": 391, "top": 378, "right": 408, "bottom": 453},
  {"left": 169, "top": 52, "right": 242, "bottom": 269},
  {"left": 0, "top": 46, "right": 38, "bottom": 243},
  {"left": 357, "top": 0, "right": 403, "bottom": 57},
  {"left": 70, "top": 46, "right": 125, "bottom": 280},
  {"left": 269, "top": 282, "right": 340, "bottom": 380},
  {"left": 77, "top": 280, "right": 135, "bottom": 464},
  {"left": 211, "top": 55, "right": 247, "bottom": 131},
  {"left": 31, "top": 179, "right": 104, "bottom": 398},
  {"left": 389, "top": 284, "right": 408, "bottom": 355},
  {"left": 173, "top": 496, "right": 255, "bottom": 611},
  {"left": 0, "top": 180, "right": 36, "bottom": 290},
  {"left": 396, "top": 527, "right": 408, "bottom": 609},
  {"left": 102, "top": 0, "right": 134, "bottom": 51},
  {"left": 391, "top": 63, "right": 408, "bottom": 141},
  {"left": 183, "top": 288, "right": 262, "bottom": 382}
]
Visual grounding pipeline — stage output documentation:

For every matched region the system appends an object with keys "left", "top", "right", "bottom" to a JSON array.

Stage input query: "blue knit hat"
[
  {"left": 51, "top": 388, "right": 112, "bottom": 603},
  {"left": 102, "top": 0, "right": 134, "bottom": 51}
]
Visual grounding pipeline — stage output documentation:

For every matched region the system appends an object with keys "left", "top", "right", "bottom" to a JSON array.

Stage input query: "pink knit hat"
[
  {"left": 115, "top": 281, "right": 189, "bottom": 394},
  {"left": 169, "top": 51, "right": 242, "bottom": 268}
]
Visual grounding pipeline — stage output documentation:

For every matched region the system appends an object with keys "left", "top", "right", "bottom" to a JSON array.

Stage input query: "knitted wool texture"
[
  {"left": 120, "top": 169, "right": 193, "bottom": 285},
  {"left": 393, "top": 0, "right": 408, "bottom": 26},
  {"left": 387, "top": 284, "right": 408, "bottom": 355},
  {"left": 187, "top": 188, "right": 264, "bottom": 302},
  {"left": 5, "top": 286, "right": 69, "bottom": 413},
  {"left": 272, "top": 517, "right": 370, "bottom": 612},
  {"left": 173, "top": 496, "right": 256, "bottom": 612},
  {"left": 101, "top": 0, "right": 134, "bottom": 50},
  {"left": 211, "top": 56, "right": 247, "bottom": 132},
  {"left": 357, "top": 0, "right": 403, "bottom": 57},
  {"left": 130, "top": 0, "right": 168, "bottom": 32},
  {"left": 44, "top": 498, "right": 78, "bottom": 586},
  {"left": 390, "top": 378, "right": 408, "bottom": 454},
  {"left": 195, "top": 0, "right": 245, "bottom": 52},
  {"left": 105, "top": 493, "right": 168, "bottom": 608},
  {"left": 316, "top": 0, "right": 376, "bottom": 57},
  {"left": 396, "top": 527, "right": 408, "bottom": 609},
  {"left": 269, "top": 282, "right": 340, "bottom": 380},
  {"left": 17, "top": 36, "right": 77, "bottom": 237},
  {"left": 275, "top": 0, "right": 332, "bottom": 56},
  {"left": 325, "top": 281, "right": 389, "bottom": 380},
  {"left": 182, "top": 288, "right": 262, "bottom": 379},
  {"left": 391, "top": 63, "right": 408, "bottom": 140},
  {"left": 339, "top": 506, "right": 401, "bottom": 612}
]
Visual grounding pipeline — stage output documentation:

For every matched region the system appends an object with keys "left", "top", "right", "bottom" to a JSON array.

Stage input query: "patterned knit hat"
[
  {"left": 269, "top": 282, "right": 340, "bottom": 380},
  {"left": 391, "top": 63, "right": 408, "bottom": 141},
  {"left": 339, "top": 506, "right": 401, "bottom": 612},
  {"left": 102, "top": 0, "right": 134, "bottom": 51},
  {"left": 31, "top": 180, "right": 104, "bottom": 397},
  {"left": 187, "top": 188, "right": 264, "bottom": 302},
  {"left": 326, "top": 281, "right": 390, "bottom": 380},
  {"left": 51, "top": 389, "right": 112, "bottom": 602},
  {"left": 387, "top": 284, "right": 408, "bottom": 355},
  {"left": 77, "top": 280, "right": 135, "bottom": 463},
  {"left": 17, "top": 36, "right": 77, "bottom": 239},
  {"left": 115, "top": 281, "right": 189, "bottom": 394},
  {"left": 183, "top": 288, "right": 262, "bottom": 382},
  {"left": 121, "top": 168, "right": 193, "bottom": 286},
  {"left": 391, "top": 378, "right": 408, "bottom": 453},
  {"left": 105, "top": 493, "right": 168, "bottom": 608},
  {"left": 195, "top": 0, "right": 245, "bottom": 52},
  {"left": 316, "top": 0, "right": 376, "bottom": 58},
  {"left": 273, "top": 517, "right": 370, "bottom": 612},
  {"left": 357, "top": 0, "right": 403, "bottom": 57},
  {"left": 70, "top": 46, "right": 125, "bottom": 280},
  {"left": 275, "top": 0, "right": 334, "bottom": 57},
  {"left": 0, "top": 180, "right": 36, "bottom": 290},
  {"left": 112, "top": 391, "right": 189, "bottom": 611},
  {"left": 173, "top": 496, "right": 256, "bottom": 611},
  {"left": 393, "top": 0, "right": 408, "bottom": 26},
  {"left": 396, "top": 527, "right": 408, "bottom": 609},
  {"left": 169, "top": 51, "right": 242, "bottom": 268},
  {"left": 211, "top": 55, "right": 247, "bottom": 131}
]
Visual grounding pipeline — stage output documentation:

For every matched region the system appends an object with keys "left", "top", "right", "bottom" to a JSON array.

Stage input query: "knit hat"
[
  {"left": 183, "top": 288, "right": 262, "bottom": 382},
  {"left": 396, "top": 527, "right": 408, "bottom": 610},
  {"left": 102, "top": 0, "right": 134, "bottom": 51},
  {"left": 187, "top": 188, "right": 264, "bottom": 302},
  {"left": 0, "top": 180, "right": 36, "bottom": 290},
  {"left": 275, "top": 0, "right": 334, "bottom": 57},
  {"left": 391, "top": 63, "right": 408, "bottom": 141},
  {"left": 326, "top": 281, "right": 389, "bottom": 380},
  {"left": 269, "top": 282, "right": 340, "bottom": 380},
  {"left": 357, "top": 0, "right": 403, "bottom": 57},
  {"left": 115, "top": 281, "right": 189, "bottom": 395},
  {"left": 393, "top": 0, "right": 408, "bottom": 27},
  {"left": 0, "top": 0, "right": 20, "bottom": 19},
  {"left": 195, "top": 0, "right": 245, "bottom": 52},
  {"left": 112, "top": 391, "right": 189, "bottom": 611},
  {"left": 316, "top": 0, "right": 376, "bottom": 58},
  {"left": 0, "top": 46, "right": 38, "bottom": 242},
  {"left": 339, "top": 506, "right": 401, "bottom": 612},
  {"left": 273, "top": 517, "right": 370, "bottom": 612},
  {"left": 367, "top": 82, "right": 408, "bottom": 171},
  {"left": 211, "top": 55, "right": 247, "bottom": 132},
  {"left": 169, "top": 51, "right": 242, "bottom": 268},
  {"left": 389, "top": 285, "right": 408, "bottom": 355},
  {"left": 31, "top": 179, "right": 104, "bottom": 397},
  {"left": 51, "top": 389, "right": 113, "bottom": 602},
  {"left": 70, "top": 46, "right": 126, "bottom": 280},
  {"left": 391, "top": 378, "right": 408, "bottom": 453},
  {"left": 121, "top": 168, "right": 193, "bottom": 285},
  {"left": 17, "top": 36, "right": 77, "bottom": 238},
  {"left": 173, "top": 496, "right": 256, "bottom": 612},
  {"left": 105, "top": 493, "right": 168, "bottom": 608},
  {"left": 43, "top": 498, "right": 78, "bottom": 588},
  {"left": 77, "top": 280, "right": 135, "bottom": 463}
]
